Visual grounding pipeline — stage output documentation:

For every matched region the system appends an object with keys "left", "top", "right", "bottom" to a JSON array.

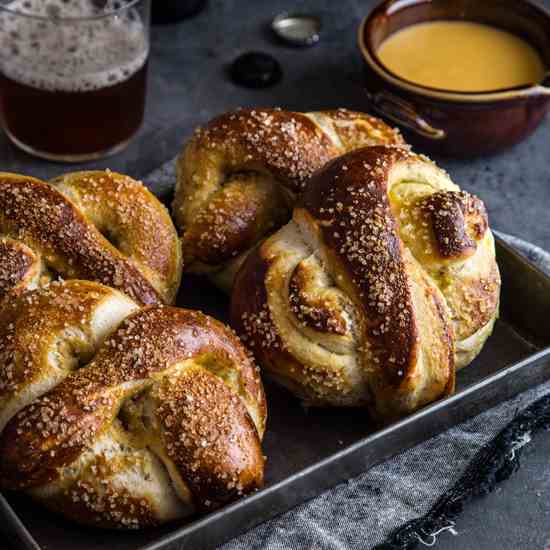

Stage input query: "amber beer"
[{"left": 0, "top": 0, "right": 150, "bottom": 161}]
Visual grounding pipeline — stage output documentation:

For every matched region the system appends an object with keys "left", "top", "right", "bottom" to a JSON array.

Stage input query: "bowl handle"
[{"left": 365, "top": 89, "right": 446, "bottom": 140}]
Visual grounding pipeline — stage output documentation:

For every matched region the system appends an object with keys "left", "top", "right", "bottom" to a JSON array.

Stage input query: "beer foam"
[{"left": 0, "top": 0, "right": 148, "bottom": 92}]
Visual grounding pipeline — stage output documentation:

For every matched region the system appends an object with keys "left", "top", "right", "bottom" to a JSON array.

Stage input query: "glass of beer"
[{"left": 0, "top": 0, "right": 150, "bottom": 162}]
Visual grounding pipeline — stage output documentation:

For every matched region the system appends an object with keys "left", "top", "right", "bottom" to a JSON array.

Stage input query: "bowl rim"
[{"left": 357, "top": 0, "right": 550, "bottom": 104}]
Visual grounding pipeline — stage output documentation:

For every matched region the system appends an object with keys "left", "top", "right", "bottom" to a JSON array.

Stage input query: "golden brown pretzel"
[
  {"left": 173, "top": 108, "right": 405, "bottom": 291},
  {"left": 231, "top": 146, "right": 500, "bottom": 422},
  {"left": 0, "top": 170, "right": 182, "bottom": 306},
  {"left": 0, "top": 280, "right": 266, "bottom": 529}
]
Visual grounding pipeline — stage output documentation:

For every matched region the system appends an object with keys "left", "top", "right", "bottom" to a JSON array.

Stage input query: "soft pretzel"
[
  {"left": 173, "top": 108, "right": 405, "bottom": 291},
  {"left": 231, "top": 146, "right": 500, "bottom": 421},
  {"left": 0, "top": 170, "right": 182, "bottom": 306},
  {"left": 0, "top": 280, "right": 266, "bottom": 529}
]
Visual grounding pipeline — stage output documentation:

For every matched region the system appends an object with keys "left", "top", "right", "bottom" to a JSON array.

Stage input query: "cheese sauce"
[{"left": 377, "top": 21, "right": 545, "bottom": 92}]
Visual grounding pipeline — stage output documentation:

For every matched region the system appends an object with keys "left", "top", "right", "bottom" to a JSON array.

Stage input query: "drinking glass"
[{"left": 0, "top": 0, "right": 151, "bottom": 162}]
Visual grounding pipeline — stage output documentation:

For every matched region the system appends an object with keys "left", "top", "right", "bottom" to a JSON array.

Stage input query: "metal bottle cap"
[
  {"left": 271, "top": 12, "right": 321, "bottom": 47},
  {"left": 230, "top": 52, "right": 283, "bottom": 88}
]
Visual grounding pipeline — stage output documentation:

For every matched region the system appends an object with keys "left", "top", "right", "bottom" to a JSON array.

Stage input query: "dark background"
[{"left": 2, "top": 0, "right": 550, "bottom": 548}]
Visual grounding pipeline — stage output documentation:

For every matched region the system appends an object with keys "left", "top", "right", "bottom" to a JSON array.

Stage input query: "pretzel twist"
[
  {"left": 0, "top": 280, "right": 266, "bottom": 529},
  {"left": 231, "top": 146, "right": 500, "bottom": 421},
  {"left": 0, "top": 170, "right": 182, "bottom": 306},
  {"left": 173, "top": 108, "right": 404, "bottom": 290}
]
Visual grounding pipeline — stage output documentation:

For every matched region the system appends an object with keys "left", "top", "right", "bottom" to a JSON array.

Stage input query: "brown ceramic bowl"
[{"left": 358, "top": 0, "right": 550, "bottom": 156}]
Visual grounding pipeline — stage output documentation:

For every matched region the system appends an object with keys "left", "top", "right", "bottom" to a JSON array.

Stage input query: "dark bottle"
[{"left": 152, "top": 0, "right": 207, "bottom": 24}]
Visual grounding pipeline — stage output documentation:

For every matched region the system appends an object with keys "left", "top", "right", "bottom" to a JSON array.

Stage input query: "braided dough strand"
[
  {"left": 232, "top": 146, "right": 500, "bottom": 421},
  {"left": 173, "top": 108, "right": 404, "bottom": 290},
  {"left": 0, "top": 171, "right": 182, "bottom": 306},
  {"left": 50, "top": 170, "right": 183, "bottom": 303},
  {"left": 0, "top": 281, "right": 265, "bottom": 529}
]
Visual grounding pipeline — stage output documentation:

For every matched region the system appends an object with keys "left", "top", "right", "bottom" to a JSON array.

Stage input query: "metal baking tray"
[{"left": 2, "top": 236, "right": 550, "bottom": 550}]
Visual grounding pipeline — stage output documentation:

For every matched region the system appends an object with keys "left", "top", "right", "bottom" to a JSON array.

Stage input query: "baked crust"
[
  {"left": 0, "top": 170, "right": 182, "bottom": 306},
  {"left": 173, "top": 108, "right": 404, "bottom": 291},
  {"left": 0, "top": 280, "right": 265, "bottom": 529},
  {"left": 232, "top": 146, "right": 500, "bottom": 421}
]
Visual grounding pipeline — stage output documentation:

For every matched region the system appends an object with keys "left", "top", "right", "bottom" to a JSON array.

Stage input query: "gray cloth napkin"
[{"left": 147, "top": 160, "right": 550, "bottom": 550}]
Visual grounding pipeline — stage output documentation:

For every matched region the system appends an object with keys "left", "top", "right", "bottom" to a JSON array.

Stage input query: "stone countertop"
[{"left": 1, "top": 1, "right": 550, "bottom": 548}]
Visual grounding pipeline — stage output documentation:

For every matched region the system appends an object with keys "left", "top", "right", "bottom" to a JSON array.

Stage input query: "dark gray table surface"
[{"left": 2, "top": 1, "right": 550, "bottom": 548}]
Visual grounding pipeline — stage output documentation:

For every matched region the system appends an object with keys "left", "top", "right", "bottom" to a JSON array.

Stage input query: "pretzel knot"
[
  {"left": 0, "top": 170, "right": 183, "bottom": 306},
  {"left": 0, "top": 280, "right": 266, "bottom": 529},
  {"left": 173, "top": 108, "right": 405, "bottom": 290},
  {"left": 231, "top": 146, "right": 500, "bottom": 421}
]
